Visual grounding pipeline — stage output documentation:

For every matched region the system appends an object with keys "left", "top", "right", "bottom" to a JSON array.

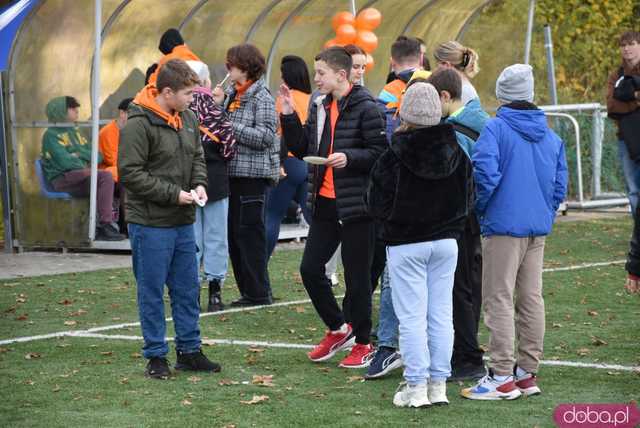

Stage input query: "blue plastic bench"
[{"left": 34, "top": 159, "right": 72, "bottom": 199}]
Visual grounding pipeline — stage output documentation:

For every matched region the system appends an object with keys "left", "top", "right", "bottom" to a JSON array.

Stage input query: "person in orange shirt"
[
  {"left": 279, "top": 47, "right": 386, "bottom": 369},
  {"left": 147, "top": 29, "right": 201, "bottom": 86},
  {"left": 267, "top": 55, "right": 312, "bottom": 258},
  {"left": 99, "top": 97, "right": 132, "bottom": 234}
]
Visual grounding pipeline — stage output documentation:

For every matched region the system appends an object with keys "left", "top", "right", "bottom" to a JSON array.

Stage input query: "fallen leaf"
[
  {"left": 69, "top": 309, "right": 88, "bottom": 317},
  {"left": 119, "top": 378, "right": 129, "bottom": 384},
  {"left": 64, "top": 320, "right": 77, "bottom": 326},
  {"left": 181, "top": 399, "right": 192, "bottom": 406},
  {"left": 587, "top": 310, "right": 599, "bottom": 317},
  {"left": 240, "top": 395, "right": 269, "bottom": 405},
  {"left": 24, "top": 352, "right": 41, "bottom": 360},
  {"left": 218, "top": 379, "right": 239, "bottom": 386},
  {"left": 218, "top": 316, "right": 228, "bottom": 322},
  {"left": 591, "top": 337, "right": 608, "bottom": 347},
  {"left": 58, "top": 299, "right": 73, "bottom": 305},
  {"left": 24, "top": 380, "right": 35, "bottom": 385},
  {"left": 100, "top": 351, "right": 113, "bottom": 356},
  {"left": 552, "top": 323, "right": 562, "bottom": 328},
  {"left": 252, "top": 375, "right": 275, "bottom": 387},
  {"left": 52, "top": 385, "right": 61, "bottom": 392},
  {"left": 294, "top": 306, "right": 306, "bottom": 313},
  {"left": 15, "top": 314, "right": 28, "bottom": 321},
  {"left": 130, "top": 352, "right": 142, "bottom": 359},
  {"left": 188, "top": 376, "right": 202, "bottom": 384},
  {"left": 0, "top": 347, "right": 9, "bottom": 353},
  {"left": 577, "top": 348, "right": 591, "bottom": 356},
  {"left": 248, "top": 347, "right": 265, "bottom": 353},
  {"left": 347, "top": 376, "right": 364, "bottom": 383}
]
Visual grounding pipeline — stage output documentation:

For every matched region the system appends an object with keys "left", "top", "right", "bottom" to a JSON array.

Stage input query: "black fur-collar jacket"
[{"left": 366, "top": 124, "right": 472, "bottom": 245}]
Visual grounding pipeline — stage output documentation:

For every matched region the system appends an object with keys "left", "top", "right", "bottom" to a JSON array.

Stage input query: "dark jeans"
[
  {"left": 128, "top": 223, "right": 201, "bottom": 358},
  {"left": 452, "top": 213, "right": 484, "bottom": 368},
  {"left": 52, "top": 168, "right": 114, "bottom": 224},
  {"left": 300, "top": 196, "right": 375, "bottom": 344},
  {"left": 627, "top": 201, "right": 640, "bottom": 276},
  {"left": 228, "top": 177, "right": 271, "bottom": 302},
  {"left": 266, "top": 157, "right": 311, "bottom": 257}
]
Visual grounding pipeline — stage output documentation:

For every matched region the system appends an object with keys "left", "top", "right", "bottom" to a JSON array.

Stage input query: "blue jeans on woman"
[
  {"left": 129, "top": 223, "right": 201, "bottom": 359},
  {"left": 266, "top": 156, "right": 310, "bottom": 256},
  {"left": 194, "top": 197, "right": 229, "bottom": 281}
]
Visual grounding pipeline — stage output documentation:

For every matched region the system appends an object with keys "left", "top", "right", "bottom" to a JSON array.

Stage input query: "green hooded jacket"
[
  {"left": 41, "top": 96, "right": 102, "bottom": 182},
  {"left": 118, "top": 103, "right": 207, "bottom": 227}
]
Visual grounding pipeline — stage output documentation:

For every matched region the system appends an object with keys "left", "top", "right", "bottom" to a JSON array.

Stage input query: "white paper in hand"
[{"left": 191, "top": 189, "right": 205, "bottom": 207}]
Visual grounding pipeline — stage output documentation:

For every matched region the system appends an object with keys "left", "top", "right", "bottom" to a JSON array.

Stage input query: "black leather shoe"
[
  {"left": 229, "top": 296, "right": 272, "bottom": 307},
  {"left": 145, "top": 356, "right": 171, "bottom": 379}
]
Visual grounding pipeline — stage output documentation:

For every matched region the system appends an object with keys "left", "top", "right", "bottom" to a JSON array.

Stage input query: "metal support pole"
[
  {"left": 89, "top": 0, "right": 102, "bottom": 241},
  {"left": 0, "top": 72, "right": 13, "bottom": 253},
  {"left": 350, "top": 0, "right": 356, "bottom": 15},
  {"left": 546, "top": 112, "right": 582, "bottom": 203},
  {"left": 590, "top": 109, "right": 605, "bottom": 198},
  {"left": 524, "top": 0, "right": 535, "bottom": 64},
  {"left": 544, "top": 24, "right": 558, "bottom": 105}
]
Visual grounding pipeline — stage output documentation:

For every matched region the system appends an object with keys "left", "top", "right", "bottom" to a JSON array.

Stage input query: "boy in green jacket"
[
  {"left": 41, "top": 96, "right": 124, "bottom": 241},
  {"left": 119, "top": 59, "right": 220, "bottom": 379}
]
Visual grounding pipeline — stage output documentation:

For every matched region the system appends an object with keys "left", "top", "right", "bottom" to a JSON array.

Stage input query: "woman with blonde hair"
[{"left": 434, "top": 41, "right": 480, "bottom": 104}]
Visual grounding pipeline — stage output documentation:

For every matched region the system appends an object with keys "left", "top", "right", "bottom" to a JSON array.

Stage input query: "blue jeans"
[
  {"left": 194, "top": 197, "right": 229, "bottom": 281},
  {"left": 377, "top": 264, "right": 399, "bottom": 349},
  {"left": 266, "top": 157, "right": 310, "bottom": 257},
  {"left": 388, "top": 239, "right": 458, "bottom": 385},
  {"left": 129, "top": 223, "right": 201, "bottom": 358},
  {"left": 618, "top": 139, "right": 640, "bottom": 215}
]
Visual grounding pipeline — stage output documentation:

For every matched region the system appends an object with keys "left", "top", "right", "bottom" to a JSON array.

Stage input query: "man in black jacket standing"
[{"left": 279, "top": 47, "right": 386, "bottom": 368}]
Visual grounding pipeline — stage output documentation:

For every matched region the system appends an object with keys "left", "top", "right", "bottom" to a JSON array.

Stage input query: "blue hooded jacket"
[
  {"left": 446, "top": 98, "right": 490, "bottom": 157},
  {"left": 472, "top": 104, "right": 568, "bottom": 237}
]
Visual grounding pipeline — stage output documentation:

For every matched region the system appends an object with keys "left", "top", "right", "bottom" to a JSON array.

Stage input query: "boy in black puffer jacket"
[{"left": 280, "top": 46, "right": 386, "bottom": 369}]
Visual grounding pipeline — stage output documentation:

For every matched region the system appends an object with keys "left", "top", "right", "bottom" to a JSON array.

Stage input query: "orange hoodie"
[
  {"left": 133, "top": 84, "right": 183, "bottom": 130},
  {"left": 148, "top": 44, "right": 201, "bottom": 85}
]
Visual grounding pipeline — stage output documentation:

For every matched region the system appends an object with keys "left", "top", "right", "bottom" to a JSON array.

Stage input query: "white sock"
[
  {"left": 515, "top": 366, "right": 528, "bottom": 378},
  {"left": 331, "top": 323, "right": 348, "bottom": 334},
  {"left": 493, "top": 374, "right": 511, "bottom": 382}
]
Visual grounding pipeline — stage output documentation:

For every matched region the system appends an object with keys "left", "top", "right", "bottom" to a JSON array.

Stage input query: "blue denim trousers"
[
  {"left": 129, "top": 223, "right": 201, "bottom": 358},
  {"left": 388, "top": 239, "right": 458, "bottom": 385},
  {"left": 194, "top": 197, "right": 229, "bottom": 281},
  {"left": 618, "top": 139, "right": 640, "bottom": 215},
  {"left": 376, "top": 264, "right": 399, "bottom": 349}
]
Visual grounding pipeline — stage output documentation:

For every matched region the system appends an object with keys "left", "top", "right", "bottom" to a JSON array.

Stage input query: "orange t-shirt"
[
  {"left": 98, "top": 120, "right": 120, "bottom": 182},
  {"left": 319, "top": 99, "right": 339, "bottom": 199}
]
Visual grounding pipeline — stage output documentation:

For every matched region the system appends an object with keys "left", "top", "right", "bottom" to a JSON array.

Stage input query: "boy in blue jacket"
[{"left": 462, "top": 64, "right": 568, "bottom": 400}]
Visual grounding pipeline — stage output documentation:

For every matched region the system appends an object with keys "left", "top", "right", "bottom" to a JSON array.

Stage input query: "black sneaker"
[
  {"left": 206, "top": 279, "right": 224, "bottom": 312},
  {"left": 175, "top": 349, "right": 221, "bottom": 372},
  {"left": 364, "top": 346, "right": 403, "bottom": 379},
  {"left": 448, "top": 363, "right": 487, "bottom": 382},
  {"left": 145, "top": 357, "right": 171, "bottom": 379},
  {"left": 95, "top": 223, "right": 126, "bottom": 241}
]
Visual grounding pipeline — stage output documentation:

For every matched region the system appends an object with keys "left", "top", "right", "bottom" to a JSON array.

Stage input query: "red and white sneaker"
[
  {"left": 515, "top": 371, "right": 542, "bottom": 396},
  {"left": 339, "top": 343, "right": 374, "bottom": 368},
  {"left": 307, "top": 325, "right": 355, "bottom": 362}
]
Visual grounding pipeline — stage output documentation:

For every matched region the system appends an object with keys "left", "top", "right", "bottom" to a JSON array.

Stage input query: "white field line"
[
  {"left": 0, "top": 259, "right": 626, "bottom": 347},
  {"left": 66, "top": 332, "right": 640, "bottom": 372}
]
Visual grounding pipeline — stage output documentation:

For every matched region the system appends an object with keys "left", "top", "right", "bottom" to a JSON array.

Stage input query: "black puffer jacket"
[
  {"left": 281, "top": 85, "right": 386, "bottom": 222},
  {"left": 366, "top": 124, "right": 472, "bottom": 245}
]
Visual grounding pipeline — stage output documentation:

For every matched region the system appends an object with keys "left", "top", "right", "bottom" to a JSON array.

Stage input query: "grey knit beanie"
[
  {"left": 399, "top": 82, "right": 441, "bottom": 127},
  {"left": 496, "top": 64, "right": 534, "bottom": 103}
]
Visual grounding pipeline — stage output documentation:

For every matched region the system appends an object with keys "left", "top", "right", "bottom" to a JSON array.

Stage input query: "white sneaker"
[
  {"left": 428, "top": 380, "right": 449, "bottom": 405},
  {"left": 393, "top": 382, "right": 431, "bottom": 408},
  {"left": 330, "top": 273, "right": 339, "bottom": 287}
]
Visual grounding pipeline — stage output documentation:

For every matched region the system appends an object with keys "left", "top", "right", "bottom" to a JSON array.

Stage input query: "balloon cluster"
[{"left": 324, "top": 8, "right": 382, "bottom": 72}]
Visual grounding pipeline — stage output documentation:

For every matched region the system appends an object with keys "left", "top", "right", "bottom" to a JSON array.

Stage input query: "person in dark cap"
[
  {"left": 158, "top": 28, "right": 184, "bottom": 55},
  {"left": 147, "top": 28, "right": 201, "bottom": 85}
]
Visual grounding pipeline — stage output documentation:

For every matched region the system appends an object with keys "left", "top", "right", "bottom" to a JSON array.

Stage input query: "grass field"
[{"left": 1, "top": 217, "right": 639, "bottom": 427}]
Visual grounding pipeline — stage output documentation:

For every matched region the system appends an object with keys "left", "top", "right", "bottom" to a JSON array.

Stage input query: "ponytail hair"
[{"left": 433, "top": 41, "right": 480, "bottom": 79}]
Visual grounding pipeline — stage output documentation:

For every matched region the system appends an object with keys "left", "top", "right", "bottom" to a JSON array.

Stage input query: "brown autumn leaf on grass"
[
  {"left": 218, "top": 379, "right": 239, "bottom": 386},
  {"left": 100, "top": 351, "right": 113, "bottom": 356},
  {"left": 187, "top": 376, "right": 202, "bottom": 384},
  {"left": 64, "top": 320, "right": 77, "bottom": 326},
  {"left": 252, "top": 375, "right": 275, "bottom": 387},
  {"left": 587, "top": 310, "right": 599, "bottom": 317},
  {"left": 577, "top": 348, "right": 591, "bottom": 356},
  {"left": 294, "top": 306, "right": 306, "bottom": 313},
  {"left": 15, "top": 314, "right": 28, "bottom": 321},
  {"left": 591, "top": 337, "right": 608, "bottom": 347},
  {"left": 130, "top": 353, "right": 142, "bottom": 359},
  {"left": 181, "top": 399, "right": 192, "bottom": 406},
  {"left": 240, "top": 395, "right": 269, "bottom": 405},
  {"left": 58, "top": 299, "right": 73, "bottom": 305},
  {"left": 347, "top": 376, "right": 364, "bottom": 383},
  {"left": 24, "top": 352, "right": 41, "bottom": 360},
  {"left": 248, "top": 347, "right": 265, "bottom": 353}
]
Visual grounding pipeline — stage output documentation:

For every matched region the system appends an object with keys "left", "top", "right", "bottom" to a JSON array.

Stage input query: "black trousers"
[
  {"left": 228, "top": 177, "right": 271, "bottom": 302},
  {"left": 627, "top": 204, "right": 640, "bottom": 276},
  {"left": 452, "top": 213, "right": 484, "bottom": 368},
  {"left": 300, "top": 196, "right": 375, "bottom": 344}
]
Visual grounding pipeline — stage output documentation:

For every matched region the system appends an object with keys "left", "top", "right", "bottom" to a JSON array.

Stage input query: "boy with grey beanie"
[
  {"left": 367, "top": 82, "right": 472, "bottom": 407},
  {"left": 462, "top": 64, "right": 568, "bottom": 400}
]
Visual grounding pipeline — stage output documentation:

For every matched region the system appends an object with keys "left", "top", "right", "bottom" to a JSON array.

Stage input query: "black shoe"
[
  {"left": 230, "top": 296, "right": 272, "bottom": 307},
  {"left": 448, "top": 364, "right": 487, "bottom": 382},
  {"left": 207, "top": 279, "right": 225, "bottom": 312},
  {"left": 175, "top": 349, "right": 221, "bottom": 372},
  {"left": 145, "top": 356, "right": 171, "bottom": 379},
  {"left": 95, "top": 223, "right": 126, "bottom": 241}
]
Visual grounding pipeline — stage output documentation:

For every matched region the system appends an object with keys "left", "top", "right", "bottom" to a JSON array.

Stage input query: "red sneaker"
[
  {"left": 515, "top": 372, "right": 541, "bottom": 396},
  {"left": 339, "top": 343, "right": 374, "bottom": 368},
  {"left": 625, "top": 274, "right": 640, "bottom": 294},
  {"left": 307, "top": 326, "right": 355, "bottom": 362}
]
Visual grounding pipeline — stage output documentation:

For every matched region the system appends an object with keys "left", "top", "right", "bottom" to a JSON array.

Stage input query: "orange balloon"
[
  {"left": 332, "top": 11, "right": 355, "bottom": 31},
  {"left": 335, "top": 24, "right": 357, "bottom": 44},
  {"left": 355, "top": 30, "right": 378, "bottom": 54},
  {"left": 356, "top": 8, "right": 382, "bottom": 31},
  {"left": 324, "top": 38, "right": 340, "bottom": 48},
  {"left": 365, "top": 53, "right": 374, "bottom": 72}
]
